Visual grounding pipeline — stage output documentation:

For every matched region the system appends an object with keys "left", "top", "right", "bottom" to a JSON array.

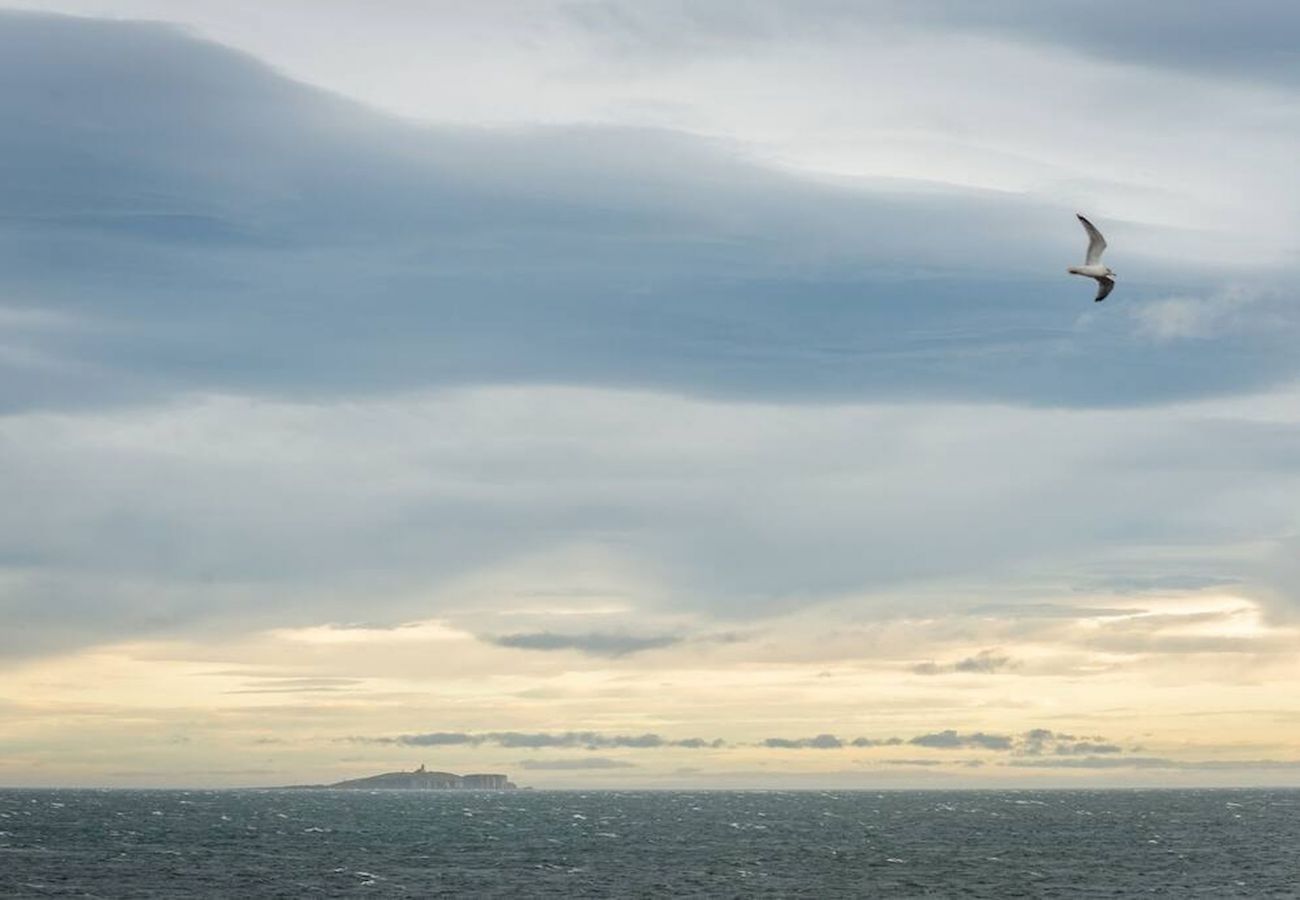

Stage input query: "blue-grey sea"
[{"left": 1, "top": 789, "right": 1297, "bottom": 897}]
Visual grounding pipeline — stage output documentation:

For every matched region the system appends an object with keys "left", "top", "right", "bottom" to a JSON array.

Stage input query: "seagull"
[{"left": 1068, "top": 214, "right": 1116, "bottom": 301}]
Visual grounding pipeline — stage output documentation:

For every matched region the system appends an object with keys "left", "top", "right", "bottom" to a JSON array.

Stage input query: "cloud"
[
  {"left": 1128, "top": 287, "right": 1276, "bottom": 343},
  {"left": 4, "top": 378, "right": 1299, "bottom": 660},
  {"left": 966, "top": 604, "right": 1147, "bottom": 619},
  {"left": 953, "top": 652, "right": 1014, "bottom": 674},
  {"left": 1077, "top": 573, "right": 1240, "bottom": 594},
  {"left": 486, "top": 631, "right": 682, "bottom": 657},
  {"left": 878, "top": 1, "right": 1300, "bottom": 89},
  {"left": 910, "top": 731, "right": 1015, "bottom": 751},
  {"left": 518, "top": 757, "right": 636, "bottom": 770},
  {"left": 1258, "top": 537, "right": 1300, "bottom": 617},
  {"left": 1080, "top": 609, "right": 1297, "bottom": 656},
  {"left": 1056, "top": 742, "right": 1123, "bottom": 756},
  {"left": 1007, "top": 757, "right": 1300, "bottom": 771},
  {"left": 362, "top": 728, "right": 1126, "bottom": 756},
  {"left": 757, "top": 730, "right": 1122, "bottom": 753},
  {"left": 1018, "top": 729, "right": 1122, "bottom": 757},
  {"left": 223, "top": 677, "right": 363, "bottom": 695},
  {"left": 912, "top": 649, "right": 1014, "bottom": 676},
  {"left": 0, "top": 12, "right": 1295, "bottom": 661},
  {"left": 360, "top": 731, "right": 724, "bottom": 750},
  {"left": 763, "top": 734, "right": 843, "bottom": 749},
  {"left": 540, "top": 1, "right": 1300, "bottom": 90},
  {"left": 3, "top": 10, "right": 1299, "bottom": 423},
  {"left": 381, "top": 732, "right": 478, "bottom": 747},
  {"left": 673, "top": 738, "right": 726, "bottom": 749}
]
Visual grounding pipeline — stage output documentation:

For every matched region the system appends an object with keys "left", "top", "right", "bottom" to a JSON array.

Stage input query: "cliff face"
[{"left": 326, "top": 769, "right": 515, "bottom": 790}]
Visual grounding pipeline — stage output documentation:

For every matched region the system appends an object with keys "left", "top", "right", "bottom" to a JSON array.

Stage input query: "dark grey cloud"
[
  {"left": 362, "top": 728, "right": 1124, "bottom": 754},
  {"left": 518, "top": 757, "right": 636, "bottom": 770},
  {"left": 1057, "top": 742, "right": 1122, "bottom": 756},
  {"left": 344, "top": 723, "right": 1159, "bottom": 777},
  {"left": 2, "top": 10, "right": 1294, "bottom": 422},
  {"left": 763, "top": 734, "right": 843, "bottom": 749},
  {"left": 382, "top": 732, "right": 478, "bottom": 747},
  {"left": 956, "top": 650, "right": 1013, "bottom": 671},
  {"left": 761, "top": 731, "right": 1100, "bottom": 752},
  {"left": 359, "top": 731, "right": 724, "bottom": 750},
  {"left": 486, "top": 631, "right": 681, "bottom": 657},
  {"left": 1019, "top": 728, "right": 1062, "bottom": 756},
  {"left": 953, "top": 652, "right": 1012, "bottom": 674},
  {"left": 1018, "top": 729, "right": 1121, "bottom": 757},
  {"left": 730, "top": 730, "right": 1139, "bottom": 765},
  {"left": 909, "top": 730, "right": 1015, "bottom": 751},
  {"left": 913, "top": 649, "right": 1014, "bottom": 676},
  {"left": 1007, "top": 756, "right": 1300, "bottom": 771}
]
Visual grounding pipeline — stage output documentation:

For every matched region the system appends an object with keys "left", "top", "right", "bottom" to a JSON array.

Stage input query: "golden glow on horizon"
[{"left": 2, "top": 589, "right": 1297, "bottom": 788}]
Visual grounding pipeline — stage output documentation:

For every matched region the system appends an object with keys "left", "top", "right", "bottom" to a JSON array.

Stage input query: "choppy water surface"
[{"left": 1, "top": 789, "right": 1297, "bottom": 897}]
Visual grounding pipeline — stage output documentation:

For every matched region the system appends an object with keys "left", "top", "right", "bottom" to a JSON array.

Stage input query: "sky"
[{"left": 0, "top": 1, "right": 1298, "bottom": 789}]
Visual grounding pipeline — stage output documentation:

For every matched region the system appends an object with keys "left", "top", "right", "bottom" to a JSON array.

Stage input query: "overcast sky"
[{"left": 1, "top": 2, "right": 1298, "bottom": 788}]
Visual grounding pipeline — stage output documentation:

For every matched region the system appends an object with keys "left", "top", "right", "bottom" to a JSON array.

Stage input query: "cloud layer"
[
  {"left": 486, "top": 632, "right": 682, "bottom": 657},
  {"left": 361, "top": 732, "right": 726, "bottom": 750},
  {"left": 2, "top": 11, "right": 1299, "bottom": 421},
  {"left": 3, "top": 383, "right": 1296, "bottom": 657}
]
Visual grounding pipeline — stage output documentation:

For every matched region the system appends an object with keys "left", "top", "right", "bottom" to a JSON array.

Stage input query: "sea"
[{"left": 2, "top": 788, "right": 1297, "bottom": 897}]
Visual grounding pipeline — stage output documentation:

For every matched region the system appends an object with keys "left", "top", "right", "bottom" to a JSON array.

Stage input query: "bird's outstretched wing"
[
  {"left": 1077, "top": 213, "right": 1107, "bottom": 265},
  {"left": 1094, "top": 275, "right": 1115, "bottom": 302}
]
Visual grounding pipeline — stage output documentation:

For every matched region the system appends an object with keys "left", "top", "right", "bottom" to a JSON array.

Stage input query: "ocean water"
[{"left": 1, "top": 789, "right": 1297, "bottom": 897}]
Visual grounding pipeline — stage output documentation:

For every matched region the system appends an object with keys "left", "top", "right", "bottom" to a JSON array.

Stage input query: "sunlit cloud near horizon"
[{"left": 0, "top": 1, "right": 1298, "bottom": 788}]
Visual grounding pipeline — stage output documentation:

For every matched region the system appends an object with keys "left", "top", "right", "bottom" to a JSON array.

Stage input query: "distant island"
[{"left": 282, "top": 764, "right": 518, "bottom": 791}]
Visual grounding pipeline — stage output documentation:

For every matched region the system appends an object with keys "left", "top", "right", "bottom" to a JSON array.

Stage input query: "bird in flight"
[{"left": 1068, "top": 214, "right": 1115, "bottom": 302}]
